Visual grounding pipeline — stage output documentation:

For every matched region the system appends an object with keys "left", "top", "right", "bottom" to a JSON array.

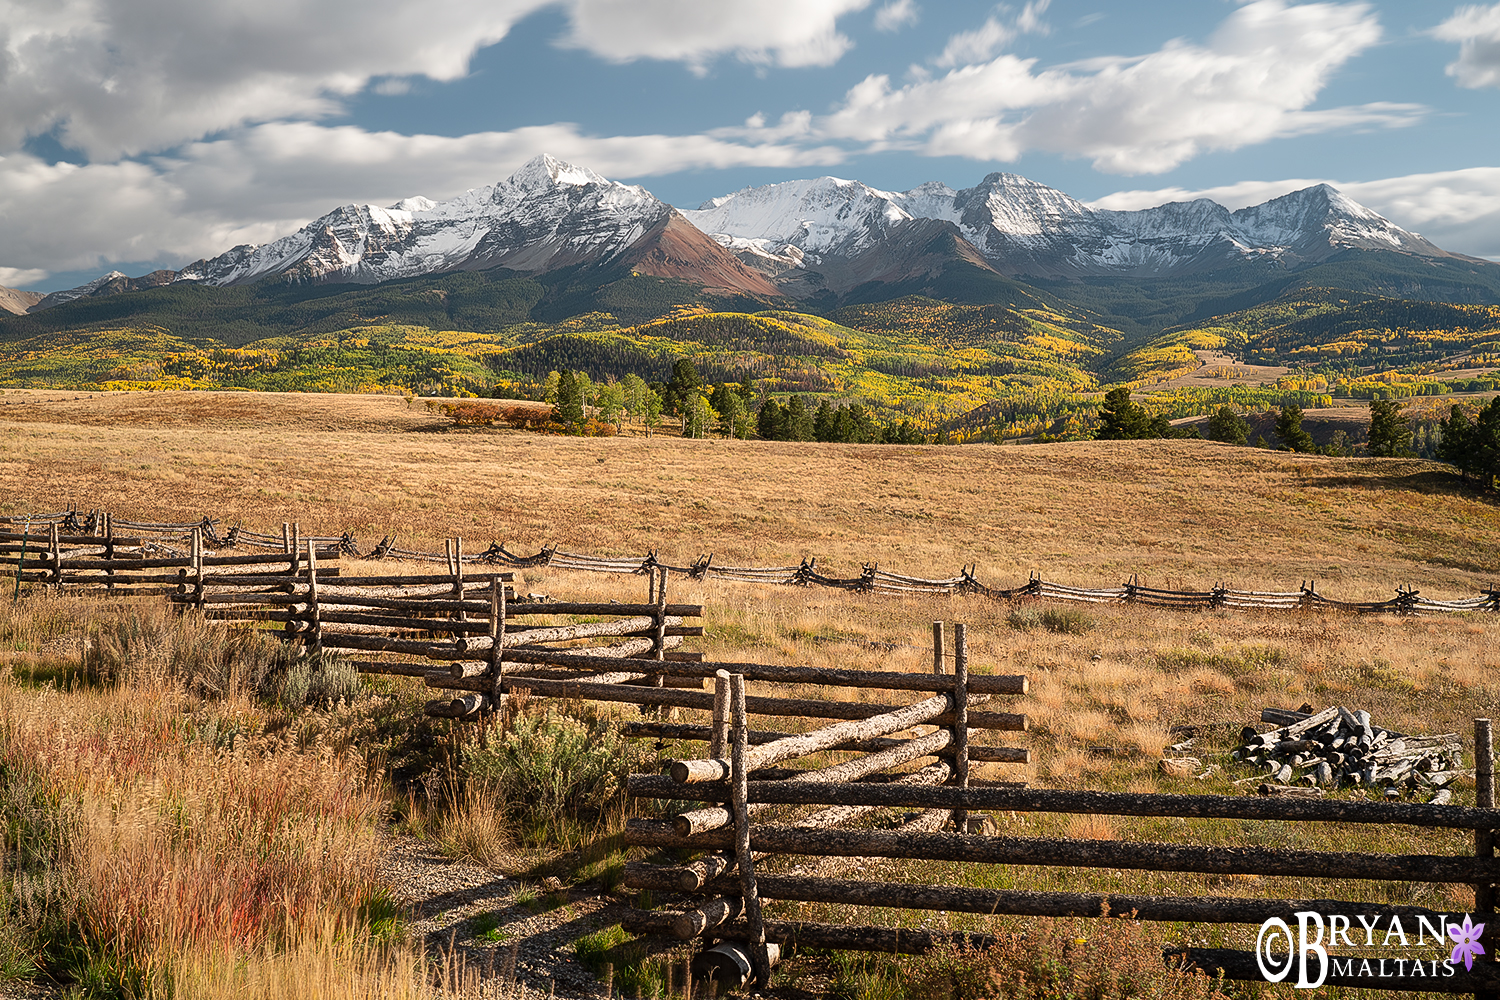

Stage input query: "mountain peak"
[
  {"left": 507, "top": 154, "right": 610, "bottom": 191},
  {"left": 389, "top": 196, "right": 437, "bottom": 214}
]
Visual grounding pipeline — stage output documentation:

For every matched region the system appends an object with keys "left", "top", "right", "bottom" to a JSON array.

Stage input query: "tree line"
[{"left": 534, "top": 357, "right": 1500, "bottom": 487}]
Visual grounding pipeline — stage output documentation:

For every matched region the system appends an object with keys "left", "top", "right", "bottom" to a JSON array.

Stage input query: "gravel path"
[{"left": 380, "top": 835, "right": 630, "bottom": 999}]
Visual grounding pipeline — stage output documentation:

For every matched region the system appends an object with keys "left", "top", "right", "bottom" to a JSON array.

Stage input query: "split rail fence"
[
  {"left": 6, "top": 506, "right": 1499, "bottom": 994},
  {"left": 621, "top": 664, "right": 1500, "bottom": 996},
  {"left": 6, "top": 505, "right": 1496, "bottom": 615}
]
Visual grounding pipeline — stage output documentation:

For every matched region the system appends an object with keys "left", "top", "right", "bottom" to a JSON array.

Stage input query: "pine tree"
[
  {"left": 1095, "top": 387, "right": 1151, "bottom": 440},
  {"left": 1367, "top": 398, "right": 1413, "bottom": 457},
  {"left": 709, "top": 384, "right": 743, "bottom": 439},
  {"left": 813, "top": 400, "right": 837, "bottom": 442},
  {"left": 665, "top": 358, "right": 702, "bottom": 417},
  {"left": 1274, "top": 404, "right": 1317, "bottom": 453},
  {"left": 757, "top": 398, "right": 784, "bottom": 440},
  {"left": 1206, "top": 405, "right": 1250, "bottom": 445},
  {"left": 784, "top": 395, "right": 815, "bottom": 441},
  {"left": 553, "top": 370, "right": 585, "bottom": 433}
]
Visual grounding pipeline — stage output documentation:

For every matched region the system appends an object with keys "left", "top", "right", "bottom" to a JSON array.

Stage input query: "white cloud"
[
  {"left": 0, "top": 0, "right": 873, "bottom": 161},
  {"left": 0, "top": 123, "right": 846, "bottom": 277},
  {"left": 934, "top": 18, "right": 1014, "bottom": 68},
  {"left": 830, "top": 0, "right": 1400, "bottom": 173},
  {"left": 874, "top": 0, "right": 919, "bottom": 33},
  {"left": 0, "top": 267, "right": 50, "bottom": 286},
  {"left": 559, "top": 0, "right": 872, "bottom": 73},
  {"left": 1016, "top": 0, "right": 1052, "bottom": 36},
  {"left": 1090, "top": 166, "right": 1500, "bottom": 258},
  {"left": 1432, "top": 3, "right": 1500, "bottom": 88},
  {"left": 934, "top": 1, "right": 1049, "bottom": 68}
]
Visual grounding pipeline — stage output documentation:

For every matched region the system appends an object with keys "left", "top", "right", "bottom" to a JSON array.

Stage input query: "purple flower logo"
[{"left": 1450, "top": 915, "right": 1486, "bottom": 971}]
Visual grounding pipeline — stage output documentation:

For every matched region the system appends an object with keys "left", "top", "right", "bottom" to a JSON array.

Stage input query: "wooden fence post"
[
  {"left": 190, "top": 527, "right": 204, "bottom": 609},
  {"left": 730, "top": 672, "right": 772, "bottom": 988},
  {"left": 932, "top": 621, "right": 945, "bottom": 675},
  {"left": 48, "top": 523, "right": 61, "bottom": 590},
  {"left": 654, "top": 567, "right": 669, "bottom": 662},
  {"left": 1477, "top": 717, "right": 1495, "bottom": 1000},
  {"left": 281, "top": 522, "right": 291, "bottom": 554},
  {"left": 710, "top": 670, "right": 731, "bottom": 760},
  {"left": 489, "top": 575, "right": 506, "bottom": 712},
  {"left": 651, "top": 567, "right": 669, "bottom": 717},
  {"left": 952, "top": 622, "right": 970, "bottom": 834},
  {"left": 305, "top": 540, "right": 322, "bottom": 656},
  {"left": 103, "top": 512, "right": 114, "bottom": 593}
]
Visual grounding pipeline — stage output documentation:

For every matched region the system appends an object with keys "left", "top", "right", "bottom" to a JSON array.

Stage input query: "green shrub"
[
  {"left": 1006, "top": 607, "right": 1096, "bottom": 635},
  {"left": 463, "top": 708, "right": 641, "bottom": 846}
]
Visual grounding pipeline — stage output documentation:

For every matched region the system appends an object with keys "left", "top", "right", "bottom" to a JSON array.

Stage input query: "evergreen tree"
[
  {"left": 883, "top": 420, "right": 925, "bottom": 444},
  {"left": 1438, "top": 404, "right": 1470, "bottom": 470},
  {"left": 1367, "top": 398, "right": 1413, "bottom": 457},
  {"left": 1095, "top": 388, "right": 1151, "bottom": 439},
  {"left": 1206, "top": 405, "right": 1250, "bottom": 445},
  {"left": 665, "top": 358, "right": 702, "bottom": 417},
  {"left": 813, "top": 400, "right": 837, "bottom": 442},
  {"left": 784, "top": 395, "right": 815, "bottom": 441},
  {"left": 757, "top": 398, "right": 784, "bottom": 440},
  {"left": 1274, "top": 404, "right": 1317, "bottom": 453},
  {"left": 553, "top": 370, "right": 585, "bottom": 433}
]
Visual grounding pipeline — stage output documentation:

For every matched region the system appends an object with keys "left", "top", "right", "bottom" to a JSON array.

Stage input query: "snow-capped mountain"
[
  {"left": 21, "top": 157, "right": 1468, "bottom": 315},
  {"left": 686, "top": 173, "right": 1454, "bottom": 285},
  {"left": 174, "top": 154, "right": 772, "bottom": 290},
  {"left": 28, "top": 155, "right": 777, "bottom": 311}
]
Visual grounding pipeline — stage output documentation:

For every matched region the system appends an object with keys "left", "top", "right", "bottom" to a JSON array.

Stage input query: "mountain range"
[{"left": 8, "top": 154, "right": 1500, "bottom": 341}]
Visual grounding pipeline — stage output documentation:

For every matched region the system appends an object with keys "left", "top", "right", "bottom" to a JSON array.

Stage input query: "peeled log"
[
  {"left": 622, "top": 722, "right": 1029, "bottom": 764},
  {"left": 673, "top": 735, "right": 952, "bottom": 836},
  {"left": 671, "top": 694, "right": 956, "bottom": 784}
]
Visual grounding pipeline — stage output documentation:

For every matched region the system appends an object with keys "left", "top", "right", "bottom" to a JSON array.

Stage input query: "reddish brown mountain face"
[{"left": 621, "top": 212, "right": 782, "bottom": 298}]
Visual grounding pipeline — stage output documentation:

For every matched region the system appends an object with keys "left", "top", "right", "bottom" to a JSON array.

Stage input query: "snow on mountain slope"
[
  {"left": 175, "top": 154, "right": 672, "bottom": 287},
  {"left": 682, "top": 176, "right": 916, "bottom": 266},
  {"left": 683, "top": 170, "right": 1454, "bottom": 281}
]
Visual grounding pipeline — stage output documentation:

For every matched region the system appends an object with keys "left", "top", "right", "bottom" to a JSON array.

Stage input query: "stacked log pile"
[{"left": 1234, "top": 706, "right": 1466, "bottom": 802}]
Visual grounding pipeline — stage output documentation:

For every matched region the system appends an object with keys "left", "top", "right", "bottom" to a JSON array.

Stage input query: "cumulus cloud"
[
  {"left": 933, "top": 1, "right": 1049, "bottom": 67},
  {"left": 561, "top": 0, "right": 872, "bottom": 72},
  {"left": 0, "top": 0, "right": 873, "bottom": 161},
  {"left": 1432, "top": 4, "right": 1500, "bottom": 88},
  {"left": 1090, "top": 166, "right": 1500, "bottom": 259},
  {"left": 829, "top": 0, "right": 1404, "bottom": 173},
  {"left": 874, "top": 0, "right": 919, "bottom": 33},
  {"left": 934, "top": 18, "right": 1015, "bottom": 68},
  {"left": 0, "top": 123, "right": 845, "bottom": 277}
]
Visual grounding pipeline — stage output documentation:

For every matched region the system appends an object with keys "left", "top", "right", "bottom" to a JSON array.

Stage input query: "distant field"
[{"left": 2, "top": 388, "right": 1496, "bottom": 600}]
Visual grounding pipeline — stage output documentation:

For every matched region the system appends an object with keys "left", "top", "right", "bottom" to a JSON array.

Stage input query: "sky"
[{"left": 3, "top": 0, "right": 1500, "bottom": 293}]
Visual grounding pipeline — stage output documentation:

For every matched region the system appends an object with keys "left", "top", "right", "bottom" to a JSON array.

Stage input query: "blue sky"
[{"left": 3, "top": 0, "right": 1499, "bottom": 292}]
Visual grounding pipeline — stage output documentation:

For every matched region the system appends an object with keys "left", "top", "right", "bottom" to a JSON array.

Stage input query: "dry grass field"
[
  {"left": 3, "top": 388, "right": 1500, "bottom": 999},
  {"left": 1, "top": 388, "right": 1496, "bottom": 599}
]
